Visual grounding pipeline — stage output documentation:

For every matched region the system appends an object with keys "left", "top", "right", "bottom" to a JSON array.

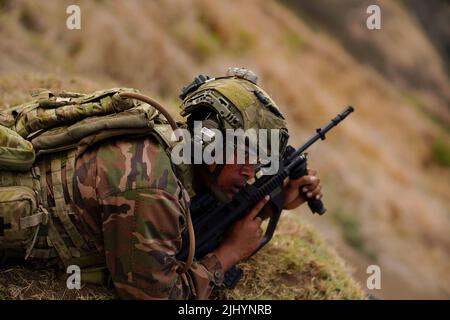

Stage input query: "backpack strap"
[
  {"left": 37, "top": 160, "right": 49, "bottom": 207},
  {"left": 65, "top": 149, "right": 77, "bottom": 203},
  {"left": 20, "top": 208, "right": 48, "bottom": 229},
  {"left": 47, "top": 217, "right": 73, "bottom": 263},
  {"left": 152, "top": 123, "right": 195, "bottom": 198},
  {"left": 50, "top": 155, "right": 87, "bottom": 251},
  {"left": 23, "top": 205, "right": 49, "bottom": 260}
]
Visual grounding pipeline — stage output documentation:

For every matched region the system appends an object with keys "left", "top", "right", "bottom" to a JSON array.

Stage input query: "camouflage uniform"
[{"left": 72, "top": 134, "right": 223, "bottom": 299}]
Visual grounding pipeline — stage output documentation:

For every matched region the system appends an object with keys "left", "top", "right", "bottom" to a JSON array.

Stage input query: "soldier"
[{"left": 72, "top": 69, "right": 323, "bottom": 299}]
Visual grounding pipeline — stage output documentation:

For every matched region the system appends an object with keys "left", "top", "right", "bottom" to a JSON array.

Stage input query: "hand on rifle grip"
[{"left": 289, "top": 162, "right": 326, "bottom": 215}]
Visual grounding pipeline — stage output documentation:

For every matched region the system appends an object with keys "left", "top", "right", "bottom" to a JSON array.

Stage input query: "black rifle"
[{"left": 177, "top": 106, "right": 354, "bottom": 288}]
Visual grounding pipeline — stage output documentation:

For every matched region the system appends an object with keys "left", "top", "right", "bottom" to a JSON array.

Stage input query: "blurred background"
[{"left": 0, "top": 0, "right": 449, "bottom": 299}]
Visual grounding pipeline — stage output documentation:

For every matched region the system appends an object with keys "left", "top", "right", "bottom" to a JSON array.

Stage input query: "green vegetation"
[
  {"left": 172, "top": 24, "right": 221, "bottom": 60},
  {"left": 432, "top": 137, "right": 450, "bottom": 168},
  {"left": 332, "top": 209, "right": 377, "bottom": 261},
  {"left": 194, "top": 28, "right": 222, "bottom": 58},
  {"left": 408, "top": 89, "right": 450, "bottom": 168},
  {"left": 283, "top": 30, "right": 304, "bottom": 53},
  {"left": 229, "top": 26, "right": 256, "bottom": 54},
  {"left": 403, "top": 92, "right": 450, "bottom": 134}
]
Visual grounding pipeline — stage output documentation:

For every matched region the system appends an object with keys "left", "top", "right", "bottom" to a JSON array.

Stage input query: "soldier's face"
[{"left": 209, "top": 150, "right": 256, "bottom": 201}]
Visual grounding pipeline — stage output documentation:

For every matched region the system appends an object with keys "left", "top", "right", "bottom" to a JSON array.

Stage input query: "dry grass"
[
  {"left": 0, "top": 265, "right": 116, "bottom": 300},
  {"left": 213, "top": 215, "right": 366, "bottom": 300},
  {"left": 0, "top": 216, "right": 366, "bottom": 300}
]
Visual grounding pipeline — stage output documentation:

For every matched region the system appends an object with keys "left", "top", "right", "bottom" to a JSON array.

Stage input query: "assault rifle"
[{"left": 177, "top": 106, "right": 354, "bottom": 288}]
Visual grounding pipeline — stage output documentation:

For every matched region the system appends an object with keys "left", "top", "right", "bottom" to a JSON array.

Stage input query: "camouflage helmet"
[{"left": 179, "top": 67, "right": 289, "bottom": 159}]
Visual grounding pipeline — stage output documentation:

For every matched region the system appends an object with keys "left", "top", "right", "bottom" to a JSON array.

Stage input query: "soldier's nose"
[{"left": 240, "top": 164, "right": 255, "bottom": 180}]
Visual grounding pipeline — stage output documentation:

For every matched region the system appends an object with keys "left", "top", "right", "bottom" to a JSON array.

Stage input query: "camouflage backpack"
[{"left": 0, "top": 88, "right": 179, "bottom": 280}]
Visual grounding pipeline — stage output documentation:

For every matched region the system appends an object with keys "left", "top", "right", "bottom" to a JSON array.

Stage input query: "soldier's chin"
[
  {"left": 227, "top": 188, "right": 240, "bottom": 201},
  {"left": 218, "top": 189, "right": 234, "bottom": 203}
]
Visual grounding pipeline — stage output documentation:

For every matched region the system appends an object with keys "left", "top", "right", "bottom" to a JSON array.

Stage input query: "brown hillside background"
[{"left": 0, "top": 0, "right": 449, "bottom": 299}]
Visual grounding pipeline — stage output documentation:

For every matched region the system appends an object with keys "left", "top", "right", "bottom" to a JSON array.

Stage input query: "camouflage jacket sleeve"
[{"left": 72, "top": 136, "right": 224, "bottom": 299}]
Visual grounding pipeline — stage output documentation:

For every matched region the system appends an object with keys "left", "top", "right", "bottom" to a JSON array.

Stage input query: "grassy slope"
[
  {"left": 0, "top": 216, "right": 366, "bottom": 300},
  {"left": 214, "top": 215, "right": 365, "bottom": 300}
]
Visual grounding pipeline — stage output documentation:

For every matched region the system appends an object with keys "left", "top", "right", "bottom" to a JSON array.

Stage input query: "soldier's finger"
[
  {"left": 306, "top": 185, "right": 322, "bottom": 198},
  {"left": 247, "top": 195, "right": 270, "bottom": 220},
  {"left": 288, "top": 175, "right": 310, "bottom": 188},
  {"left": 313, "top": 186, "right": 323, "bottom": 199},
  {"left": 302, "top": 178, "right": 320, "bottom": 193}
]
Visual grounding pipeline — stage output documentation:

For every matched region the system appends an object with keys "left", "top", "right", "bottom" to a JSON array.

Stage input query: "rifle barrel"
[{"left": 286, "top": 106, "right": 354, "bottom": 168}]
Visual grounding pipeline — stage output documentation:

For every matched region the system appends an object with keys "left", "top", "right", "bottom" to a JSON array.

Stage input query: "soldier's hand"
[
  {"left": 212, "top": 195, "right": 270, "bottom": 271},
  {"left": 283, "top": 168, "right": 323, "bottom": 210}
]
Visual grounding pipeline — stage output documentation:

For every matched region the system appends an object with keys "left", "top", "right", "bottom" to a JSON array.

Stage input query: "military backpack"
[{"left": 0, "top": 88, "right": 179, "bottom": 281}]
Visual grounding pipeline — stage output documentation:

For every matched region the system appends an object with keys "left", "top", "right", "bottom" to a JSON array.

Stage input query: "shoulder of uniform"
[{"left": 94, "top": 135, "right": 184, "bottom": 199}]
